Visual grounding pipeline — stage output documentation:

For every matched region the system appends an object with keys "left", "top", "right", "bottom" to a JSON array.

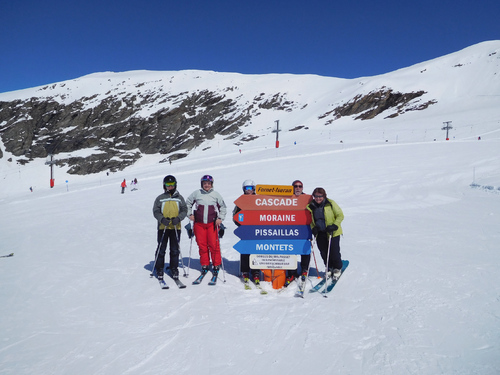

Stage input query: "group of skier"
[
  {"left": 152, "top": 175, "right": 226, "bottom": 282},
  {"left": 151, "top": 174, "right": 344, "bottom": 288}
]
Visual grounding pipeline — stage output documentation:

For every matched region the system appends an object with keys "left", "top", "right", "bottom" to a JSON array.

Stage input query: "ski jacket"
[
  {"left": 153, "top": 190, "right": 188, "bottom": 230},
  {"left": 307, "top": 198, "right": 344, "bottom": 237},
  {"left": 186, "top": 188, "right": 227, "bottom": 224},
  {"left": 121, "top": 180, "right": 127, "bottom": 188}
]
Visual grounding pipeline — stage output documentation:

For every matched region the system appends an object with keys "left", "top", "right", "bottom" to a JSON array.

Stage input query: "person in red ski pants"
[{"left": 186, "top": 175, "right": 227, "bottom": 278}]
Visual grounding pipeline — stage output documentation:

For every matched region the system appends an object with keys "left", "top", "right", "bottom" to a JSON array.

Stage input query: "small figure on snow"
[
  {"left": 131, "top": 178, "right": 138, "bottom": 191},
  {"left": 307, "top": 187, "right": 344, "bottom": 279},
  {"left": 186, "top": 175, "right": 227, "bottom": 280},
  {"left": 121, "top": 179, "right": 127, "bottom": 194},
  {"left": 152, "top": 175, "right": 187, "bottom": 280}
]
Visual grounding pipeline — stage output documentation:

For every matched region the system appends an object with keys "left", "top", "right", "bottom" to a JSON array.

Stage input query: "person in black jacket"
[
  {"left": 152, "top": 175, "right": 187, "bottom": 280},
  {"left": 233, "top": 179, "right": 261, "bottom": 283}
]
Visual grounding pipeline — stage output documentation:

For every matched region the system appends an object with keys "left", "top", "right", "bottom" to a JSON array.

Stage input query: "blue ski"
[
  {"left": 323, "top": 260, "right": 349, "bottom": 295},
  {"left": 208, "top": 275, "right": 218, "bottom": 285},
  {"left": 193, "top": 272, "right": 207, "bottom": 285},
  {"left": 309, "top": 277, "right": 327, "bottom": 293}
]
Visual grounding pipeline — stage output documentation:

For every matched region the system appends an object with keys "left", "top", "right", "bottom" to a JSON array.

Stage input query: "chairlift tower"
[
  {"left": 442, "top": 121, "right": 453, "bottom": 140},
  {"left": 272, "top": 120, "right": 281, "bottom": 148},
  {"left": 45, "top": 154, "right": 57, "bottom": 188}
]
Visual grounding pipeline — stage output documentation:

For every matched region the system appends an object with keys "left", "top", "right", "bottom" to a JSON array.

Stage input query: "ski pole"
[
  {"left": 184, "top": 222, "right": 194, "bottom": 277},
  {"left": 151, "top": 227, "right": 167, "bottom": 277},
  {"left": 310, "top": 238, "right": 321, "bottom": 278},
  {"left": 322, "top": 234, "right": 333, "bottom": 296},
  {"left": 215, "top": 223, "right": 226, "bottom": 283},
  {"left": 175, "top": 229, "right": 187, "bottom": 277},
  {"left": 186, "top": 236, "right": 193, "bottom": 277}
]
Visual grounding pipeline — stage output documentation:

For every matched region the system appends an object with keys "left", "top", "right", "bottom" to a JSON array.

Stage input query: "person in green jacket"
[{"left": 307, "top": 187, "right": 344, "bottom": 279}]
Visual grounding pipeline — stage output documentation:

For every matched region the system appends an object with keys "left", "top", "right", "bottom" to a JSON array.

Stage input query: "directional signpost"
[{"left": 233, "top": 185, "right": 312, "bottom": 288}]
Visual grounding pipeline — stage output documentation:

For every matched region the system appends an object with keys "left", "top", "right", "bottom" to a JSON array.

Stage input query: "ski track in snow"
[{"left": 1, "top": 72, "right": 500, "bottom": 374}]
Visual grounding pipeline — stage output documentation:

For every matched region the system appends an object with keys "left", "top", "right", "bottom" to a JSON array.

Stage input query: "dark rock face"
[
  {"left": 0, "top": 90, "right": 252, "bottom": 174},
  {"left": 0, "top": 79, "right": 435, "bottom": 174},
  {"left": 320, "top": 88, "right": 436, "bottom": 123}
]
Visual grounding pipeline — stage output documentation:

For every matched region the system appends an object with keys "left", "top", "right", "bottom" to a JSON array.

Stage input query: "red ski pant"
[{"left": 193, "top": 222, "right": 221, "bottom": 267}]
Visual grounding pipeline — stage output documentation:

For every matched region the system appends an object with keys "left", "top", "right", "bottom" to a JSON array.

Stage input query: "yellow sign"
[{"left": 255, "top": 184, "right": 293, "bottom": 196}]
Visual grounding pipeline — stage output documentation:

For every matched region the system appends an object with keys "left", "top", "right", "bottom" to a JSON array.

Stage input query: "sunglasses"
[
  {"left": 164, "top": 182, "right": 176, "bottom": 186},
  {"left": 293, "top": 185, "right": 303, "bottom": 188},
  {"left": 313, "top": 195, "right": 324, "bottom": 198}
]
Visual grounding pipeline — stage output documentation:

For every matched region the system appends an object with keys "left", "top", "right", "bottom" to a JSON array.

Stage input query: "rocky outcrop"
[
  {"left": 0, "top": 90, "right": 254, "bottom": 174},
  {"left": 0, "top": 79, "right": 435, "bottom": 174},
  {"left": 320, "top": 87, "right": 436, "bottom": 123}
]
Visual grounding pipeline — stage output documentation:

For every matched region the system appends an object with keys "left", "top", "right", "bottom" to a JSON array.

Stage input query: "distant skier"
[
  {"left": 307, "top": 187, "right": 344, "bottom": 279},
  {"left": 131, "top": 178, "right": 138, "bottom": 191},
  {"left": 152, "top": 175, "right": 187, "bottom": 280},
  {"left": 121, "top": 179, "right": 127, "bottom": 194},
  {"left": 186, "top": 175, "right": 227, "bottom": 280}
]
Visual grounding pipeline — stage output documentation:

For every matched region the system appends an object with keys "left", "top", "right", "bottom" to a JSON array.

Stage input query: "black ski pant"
[
  {"left": 155, "top": 229, "right": 181, "bottom": 275},
  {"left": 316, "top": 232, "right": 342, "bottom": 271}
]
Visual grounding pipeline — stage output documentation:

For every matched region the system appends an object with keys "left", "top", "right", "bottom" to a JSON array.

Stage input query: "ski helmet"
[
  {"left": 200, "top": 174, "right": 214, "bottom": 188},
  {"left": 242, "top": 179, "right": 255, "bottom": 193},
  {"left": 163, "top": 175, "right": 177, "bottom": 191}
]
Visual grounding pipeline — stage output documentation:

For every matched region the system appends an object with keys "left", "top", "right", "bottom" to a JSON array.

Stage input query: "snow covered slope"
[{"left": 0, "top": 41, "right": 499, "bottom": 375}]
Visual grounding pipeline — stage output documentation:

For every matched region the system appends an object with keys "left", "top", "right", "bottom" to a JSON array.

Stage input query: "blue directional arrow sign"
[
  {"left": 234, "top": 225, "right": 311, "bottom": 240},
  {"left": 233, "top": 239, "right": 311, "bottom": 255}
]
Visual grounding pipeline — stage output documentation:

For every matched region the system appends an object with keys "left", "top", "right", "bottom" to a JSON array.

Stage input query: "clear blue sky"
[{"left": 1, "top": 0, "right": 499, "bottom": 93}]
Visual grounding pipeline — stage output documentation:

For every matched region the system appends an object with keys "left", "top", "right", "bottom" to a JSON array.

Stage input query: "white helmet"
[{"left": 242, "top": 179, "right": 255, "bottom": 193}]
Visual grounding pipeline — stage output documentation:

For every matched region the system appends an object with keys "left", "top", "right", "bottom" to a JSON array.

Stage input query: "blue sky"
[{"left": 1, "top": 0, "right": 498, "bottom": 93}]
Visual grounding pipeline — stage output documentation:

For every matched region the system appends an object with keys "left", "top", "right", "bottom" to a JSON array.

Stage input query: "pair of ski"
[
  {"left": 158, "top": 278, "right": 186, "bottom": 290},
  {"left": 306, "top": 260, "right": 349, "bottom": 298},
  {"left": 192, "top": 270, "right": 219, "bottom": 286},
  {"left": 243, "top": 278, "right": 268, "bottom": 295},
  {"left": 151, "top": 270, "right": 186, "bottom": 290},
  {"left": 0, "top": 253, "right": 14, "bottom": 258}
]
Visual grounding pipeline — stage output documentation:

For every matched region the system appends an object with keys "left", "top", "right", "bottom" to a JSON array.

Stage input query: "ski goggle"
[
  {"left": 201, "top": 175, "right": 214, "bottom": 183},
  {"left": 164, "top": 181, "right": 176, "bottom": 186},
  {"left": 244, "top": 186, "right": 255, "bottom": 191}
]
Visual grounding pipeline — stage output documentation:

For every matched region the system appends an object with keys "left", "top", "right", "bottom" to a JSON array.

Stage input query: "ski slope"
[{"left": 1, "top": 135, "right": 499, "bottom": 374}]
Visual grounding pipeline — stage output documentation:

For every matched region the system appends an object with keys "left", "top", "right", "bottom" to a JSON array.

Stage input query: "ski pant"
[
  {"left": 193, "top": 222, "right": 221, "bottom": 267},
  {"left": 155, "top": 229, "right": 181, "bottom": 274},
  {"left": 316, "top": 232, "right": 342, "bottom": 270}
]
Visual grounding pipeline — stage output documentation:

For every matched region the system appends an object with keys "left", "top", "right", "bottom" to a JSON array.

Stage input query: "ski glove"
[
  {"left": 161, "top": 217, "right": 170, "bottom": 226},
  {"left": 218, "top": 223, "right": 225, "bottom": 238},
  {"left": 326, "top": 224, "right": 338, "bottom": 234},
  {"left": 185, "top": 223, "right": 194, "bottom": 239},
  {"left": 311, "top": 227, "right": 318, "bottom": 236},
  {"left": 171, "top": 217, "right": 181, "bottom": 225}
]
